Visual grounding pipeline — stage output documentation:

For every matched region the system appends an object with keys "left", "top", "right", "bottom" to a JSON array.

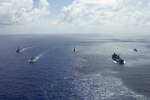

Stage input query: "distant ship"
[
  {"left": 73, "top": 47, "right": 76, "bottom": 52},
  {"left": 16, "top": 46, "right": 21, "bottom": 53},
  {"left": 133, "top": 48, "right": 138, "bottom": 52},
  {"left": 112, "top": 53, "right": 125, "bottom": 64},
  {"left": 29, "top": 56, "right": 37, "bottom": 63}
]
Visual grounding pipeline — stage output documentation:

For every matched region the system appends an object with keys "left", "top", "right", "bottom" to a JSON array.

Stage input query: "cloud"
[
  {"left": 0, "top": 0, "right": 50, "bottom": 25},
  {"left": 58, "top": 0, "right": 150, "bottom": 27},
  {"left": 0, "top": 0, "right": 150, "bottom": 34}
]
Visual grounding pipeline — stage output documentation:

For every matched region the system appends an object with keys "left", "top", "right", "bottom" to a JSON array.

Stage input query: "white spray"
[
  {"left": 34, "top": 49, "right": 49, "bottom": 61},
  {"left": 21, "top": 45, "right": 41, "bottom": 52}
]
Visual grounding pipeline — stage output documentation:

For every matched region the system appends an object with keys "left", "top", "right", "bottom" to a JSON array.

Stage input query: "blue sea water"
[{"left": 0, "top": 34, "right": 150, "bottom": 100}]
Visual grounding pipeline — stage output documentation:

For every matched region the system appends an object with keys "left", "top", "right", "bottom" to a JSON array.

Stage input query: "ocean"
[{"left": 0, "top": 34, "right": 150, "bottom": 100}]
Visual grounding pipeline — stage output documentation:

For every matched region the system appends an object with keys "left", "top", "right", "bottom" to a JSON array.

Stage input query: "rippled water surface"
[{"left": 0, "top": 34, "right": 150, "bottom": 100}]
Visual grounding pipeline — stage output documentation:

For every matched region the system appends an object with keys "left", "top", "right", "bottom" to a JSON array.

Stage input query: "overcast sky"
[{"left": 0, "top": 0, "right": 150, "bottom": 34}]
